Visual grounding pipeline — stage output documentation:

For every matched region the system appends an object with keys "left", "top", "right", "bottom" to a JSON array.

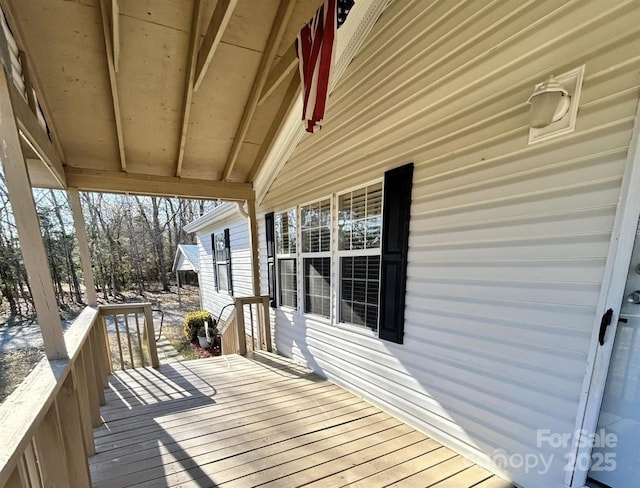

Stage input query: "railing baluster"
[
  {"left": 261, "top": 296, "right": 272, "bottom": 352},
  {"left": 123, "top": 313, "right": 135, "bottom": 368},
  {"left": 83, "top": 339, "right": 103, "bottom": 425},
  {"left": 55, "top": 375, "right": 91, "bottom": 487},
  {"left": 100, "top": 313, "right": 113, "bottom": 373},
  {"left": 33, "top": 404, "right": 70, "bottom": 487},
  {"left": 72, "top": 358, "right": 95, "bottom": 456},
  {"left": 134, "top": 312, "right": 145, "bottom": 367},
  {"left": 112, "top": 313, "right": 125, "bottom": 370},
  {"left": 23, "top": 441, "right": 41, "bottom": 487},
  {"left": 89, "top": 328, "right": 107, "bottom": 405}
]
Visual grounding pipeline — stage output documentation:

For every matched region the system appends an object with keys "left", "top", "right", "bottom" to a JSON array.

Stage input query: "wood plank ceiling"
[{"left": 2, "top": 0, "right": 322, "bottom": 192}]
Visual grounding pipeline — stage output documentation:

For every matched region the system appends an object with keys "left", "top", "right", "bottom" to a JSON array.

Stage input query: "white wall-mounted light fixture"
[{"left": 528, "top": 65, "right": 585, "bottom": 144}]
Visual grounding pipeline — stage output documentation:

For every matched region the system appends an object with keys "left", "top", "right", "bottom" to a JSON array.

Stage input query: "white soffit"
[{"left": 254, "top": 0, "right": 391, "bottom": 206}]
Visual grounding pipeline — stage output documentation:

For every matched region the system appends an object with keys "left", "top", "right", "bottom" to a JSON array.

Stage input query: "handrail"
[
  {"left": 98, "top": 302, "right": 159, "bottom": 370},
  {"left": 0, "top": 301, "right": 159, "bottom": 487},
  {"left": 0, "top": 306, "right": 107, "bottom": 487}
]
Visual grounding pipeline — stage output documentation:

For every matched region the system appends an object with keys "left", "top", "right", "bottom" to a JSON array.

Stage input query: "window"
[
  {"left": 212, "top": 229, "right": 232, "bottom": 294},
  {"left": 338, "top": 183, "right": 383, "bottom": 329},
  {"left": 275, "top": 209, "right": 297, "bottom": 308},
  {"left": 301, "top": 199, "right": 331, "bottom": 317},
  {"left": 264, "top": 162, "right": 413, "bottom": 343}
]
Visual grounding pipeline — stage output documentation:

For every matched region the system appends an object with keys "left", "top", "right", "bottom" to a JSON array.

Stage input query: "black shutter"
[
  {"left": 265, "top": 212, "right": 277, "bottom": 308},
  {"left": 379, "top": 163, "right": 413, "bottom": 344},
  {"left": 211, "top": 233, "right": 219, "bottom": 292},
  {"left": 224, "top": 228, "right": 233, "bottom": 296}
]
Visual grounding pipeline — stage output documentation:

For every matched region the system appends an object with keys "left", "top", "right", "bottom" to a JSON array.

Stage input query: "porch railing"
[
  {"left": 98, "top": 303, "right": 159, "bottom": 370},
  {"left": 219, "top": 296, "right": 271, "bottom": 355},
  {"left": 0, "top": 302, "right": 158, "bottom": 487},
  {"left": 0, "top": 307, "right": 105, "bottom": 487}
]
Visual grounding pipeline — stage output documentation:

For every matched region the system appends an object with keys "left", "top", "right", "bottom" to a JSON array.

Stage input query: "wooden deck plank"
[
  {"left": 472, "top": 476, "right": 516, "bottom": 488},
  {"left": 301, "top": 438, "right": 443, "bottom": 487},
  {"left": 386, "top": 455, "right": 476, "bottom": 487},
  {"left": 95, "top": 381, "right": 339, "bottom": 440},
  {"left": 92, "top": 388, "right": 359, "bottom": 465},
  {"left": 94, "top": 413, "right": 392, "bottom": 487},
  {"left": 93, "top": 396, "right": 373, "bottom": 463},
  {"left": 89, "top": 353, "right": 509, "bottom": 488}
]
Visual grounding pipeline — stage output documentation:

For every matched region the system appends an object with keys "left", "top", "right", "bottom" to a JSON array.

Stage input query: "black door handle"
[{"left": 599, "top": 308, "right": 613, "bottom": 346}]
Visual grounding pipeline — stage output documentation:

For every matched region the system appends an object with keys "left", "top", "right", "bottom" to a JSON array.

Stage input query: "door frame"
[{"left": 567, "top": 97, "right": 640, "bottom": 487}]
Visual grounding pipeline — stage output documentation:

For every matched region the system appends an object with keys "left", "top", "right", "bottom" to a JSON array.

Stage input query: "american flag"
[{"left": 297, "top": 0, "right": 353, "bottom": 133}]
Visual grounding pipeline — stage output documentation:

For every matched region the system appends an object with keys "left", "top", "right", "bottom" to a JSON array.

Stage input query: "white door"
[{"left": 589, "top": 224, "right": 640, "bottom": 487}]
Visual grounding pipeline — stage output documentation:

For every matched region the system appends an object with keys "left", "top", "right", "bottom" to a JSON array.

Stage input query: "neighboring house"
[
  {"left": 252, "top": 2, "right": 640, "bottom": 488},
  {"left": 184, "top": 203, "right": 255, "bottom": 332},
  {"left": 172, "top": 244, "right": 200, "bottom": 307}
]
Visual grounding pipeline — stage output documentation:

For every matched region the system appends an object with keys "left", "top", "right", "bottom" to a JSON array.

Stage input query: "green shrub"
[{"left": 183, "top": 310, "right": 213, "bottom": 341}]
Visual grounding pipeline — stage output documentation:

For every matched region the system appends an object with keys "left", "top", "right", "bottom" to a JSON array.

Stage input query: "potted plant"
[
  {"left": 183, "top": 310, "right": 214, "bottom": 345},
  {"left": 197, "top": 321, "right": 220, "bottom": 349}
]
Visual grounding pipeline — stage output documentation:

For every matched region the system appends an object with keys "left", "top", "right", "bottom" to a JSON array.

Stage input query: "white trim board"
[
  {"left": 253, "top": 0, "right": 391, "bottom": 206},
  {"left": 566, "top": 96, "right": 640, "bottom": 487}
]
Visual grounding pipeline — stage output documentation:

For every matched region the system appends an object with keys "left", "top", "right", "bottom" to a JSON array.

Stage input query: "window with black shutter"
[{"left": 263, "top": 163, "right": 412, "bottom": 343}]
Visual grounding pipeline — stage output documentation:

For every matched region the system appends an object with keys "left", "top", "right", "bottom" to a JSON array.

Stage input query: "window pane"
[
  {"left": 276, "top": 210, "right": 297, "bottom": 254},
  {"left": 340, "top": 255, "right": 380, "bottom": 330},
  {"left": 338, "top": 185, "right": 382, "bottom": 251},
  {"left": 301, "top": 199, "right": 330, "bottom": 253},
  {"left": 304, "top": 257, "right": 330, "bottom": 318},
  {"left": 215, "top": 233, "right": 226, "bottom": 261},
  {"left": 278, "top": 259, "right": 297, "bottom": 309},
  {"left": 367, "top": 183, "right": 383, "bottom": 217},
  {"left": 275, "top": 213, "right": 283, "bottom": 253},
  {"left": 288, "top": 209, "right": 297, "bottom": 253},
  {"left": 217, "top": 264, "right": 228, "bottom": 292}
]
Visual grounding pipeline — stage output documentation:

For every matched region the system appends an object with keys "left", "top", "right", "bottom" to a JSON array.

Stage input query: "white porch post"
[
  {"left": 247, "top": 197, "right": 260, "bottom": 296},
  {"left": 68, "top": 188, "right": 97, "bottom": 307},
  {"left": 0, "top": 68, "right": 67, "bottom": 359}
]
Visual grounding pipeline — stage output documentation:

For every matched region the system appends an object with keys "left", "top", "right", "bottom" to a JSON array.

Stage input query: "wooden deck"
[{"left": 89, "top": 353, "right": 513, "bottom": 488}]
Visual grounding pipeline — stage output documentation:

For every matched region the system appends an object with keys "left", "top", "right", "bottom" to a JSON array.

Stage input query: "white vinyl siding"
[
  {"left": 257, "top": 1, "right": 640, "bottom": 487},
  {"left": 196, "top": 218, "right": 252, "bottom": 328}
]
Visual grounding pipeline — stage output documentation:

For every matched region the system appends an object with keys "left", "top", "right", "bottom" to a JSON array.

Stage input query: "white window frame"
[
  {"left": 299, "top": 196, "right": 332, "bottom": 321},
  {"left": 213, "top": 232, "right": 230, "bottom": 295},
  {"left": 335, "top": 180, "right": 383, "bottom": 331},
  {"left": 275, "top": 208, "right": 298, "bottom": 310}
]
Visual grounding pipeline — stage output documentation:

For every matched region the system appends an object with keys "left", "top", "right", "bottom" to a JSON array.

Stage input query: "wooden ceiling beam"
[
  {"left": 111, "top": 0, "right": 120, "bottom": 72},
  {"left": 193, "top": 0, "right": 238, "bottom": 93},
  {"left": 258, "top": 45, "right": 297, "bottom": 106},
  {"left": 222, "top": 0, "right": 297, "bottom": 181},
  {"left": 99, "top": 0, "right": 126, "bottom": 172},
  {"left": 248, "top": 73, "right": 300, "bottom": 182},
  {"left": 65, "top": 167, "right": 254, "bottom": 201},
  {"left": 175, "top": 0, "right": 203, "bottom": 177},
  {"left": 6, "top": 76, "right": 66, "bottom": 187},
  {"left": 0, "top": 0, "right": 67, "bottom": 166}
]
